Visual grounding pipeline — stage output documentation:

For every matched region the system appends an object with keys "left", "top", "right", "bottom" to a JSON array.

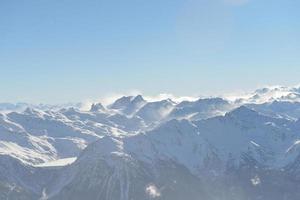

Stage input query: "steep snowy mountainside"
[
  {"left": 0, "top": 106, "right": 130, "bottom": 165},
  {"left": 45, "top": 106, "right": 300, "bottom": 200},
  {"left": 61, "top": 106, "right": 144, "bottom": 132},
  {"left": 8, "top": 108, "right": 99, "bottom": 140},
  {"left": 109, "top": 95, "right": 147, "bottom": 116},
  {"left": 106, "top": 96, "right": 236, "bottom": 127},
  {"left": 79, "top": 106, "right": 299, "bottom": 172},
  {"left": 2, "top": 88, "right": 300, "bottom": 167},
  {"left": 247, "top": 100, "right": 300, "bottom": 120},
  {"left": 135, "top": 99, "right": 176, "bottom": 125},
  {"left": 68, "top": 106, "right": 295, "bottom": 166},
  {"left": 195, "top": 106, "right": 297, "bottom": 167},
  {"left": 0, "top": 97, "right": 159, "bottom": 166},
  {"left": 2, "top": 86, "right": 300, "bottom": 199},
  {"left": 0, "top": 113, "right": 58, "bottom": 165},
  {"left": 168, "top": 97, "right": 235, "bottom": 120},
  {"left": 46, "top": 120, "right": 216, "bottom": 199},
  {"left": 0, "top": 155, "right": 40, "bottom": 199}
]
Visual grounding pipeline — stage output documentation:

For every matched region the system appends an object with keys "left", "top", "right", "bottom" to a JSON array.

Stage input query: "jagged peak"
[
  {"left": 90, "top": 103, "right": 105, "bottom": 112},
  {"left": 132, "top": 95, "right": 145, "bottom": 103},
  {"left": 110, "top": 95, "right": 144, "bottom": 110},
  {"left": 150, "top": 98, "right": 176, "bottom": 105}
]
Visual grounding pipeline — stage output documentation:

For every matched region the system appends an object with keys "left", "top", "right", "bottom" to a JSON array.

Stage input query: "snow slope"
[
  {"left": 1, "top": 86, "right": 300, "bottom": 199},
  {"left": 46, "top": 107, "right": 300, "bottom": 200}
]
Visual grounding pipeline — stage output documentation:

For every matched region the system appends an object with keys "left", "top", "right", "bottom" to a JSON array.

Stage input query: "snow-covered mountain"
[
  {"left": 168, "top": 97, "right": 234, "bottom": 120},
  {"left": 135, "top": 99, "right": 176, "bottom": 125},
  {"left": 231, "top": 85, "right": 300, "bottom": 104},
  {"left": 1, "top": 86, "right": 300, "bottom": 199},
  {"left": 0, "top": 102, "right": 83, "bottom": 113},
  {"left": 109, "top": 95, "right": 147, "bottom": 116},
  {"left": 45, "top": 107, "right": 300, "bottom": 200},
  {"left": 247, "top": 101, "right": 300, "bottom": 120}
]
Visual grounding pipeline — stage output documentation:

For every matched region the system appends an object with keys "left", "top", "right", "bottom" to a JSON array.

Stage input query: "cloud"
[
  {"left": 145, "top": 184, "right": 161, "bottom": 198},
  {"left": 98, "top": 90, "right": 141, "bottom": 105},
  {"left": 79, "top": 100, "right": 95, "bottom": 111},
  {"left": 81, "top": 91, "right": 200, "bottom": 110},
  {"left": 80, "top": 90, "right": 142, "bottom": 110},
  {"left": 143, "top": 93, "right": 199, "bottom": 103},
  {"left": 251, "top": 175, "right": 261, "bottom": 186}
]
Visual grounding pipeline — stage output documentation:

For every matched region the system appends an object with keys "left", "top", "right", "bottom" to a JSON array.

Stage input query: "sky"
[{"left": 0, "top": 0, "right": 300, "bottom": 103}]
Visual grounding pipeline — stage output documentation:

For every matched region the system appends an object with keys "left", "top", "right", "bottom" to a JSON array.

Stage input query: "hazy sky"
[{"left": 1, "top": 0, "right": 300, "bottom": 103}]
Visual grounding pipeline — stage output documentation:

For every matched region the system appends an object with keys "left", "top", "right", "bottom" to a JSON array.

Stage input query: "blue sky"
[{"left": 1, "top": 0, "right": 300, "bottom": 103}]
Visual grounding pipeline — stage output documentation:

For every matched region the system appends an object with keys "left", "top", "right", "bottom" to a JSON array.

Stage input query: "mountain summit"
[{"left": 1, "top": 87, "right": 300, "bottom": 199}]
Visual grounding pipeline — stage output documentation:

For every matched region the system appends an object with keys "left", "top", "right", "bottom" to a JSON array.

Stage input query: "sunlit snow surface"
[
  {"left": 34, "top": 157, "right": 77, "bottom": 168},
  {"left": 1, "top": 85, "right": 300, "bottom": 199}
]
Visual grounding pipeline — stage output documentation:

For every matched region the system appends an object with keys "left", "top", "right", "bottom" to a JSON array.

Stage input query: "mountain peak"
[
  {"left": 90, "top": 103, "right": 105, "bottom": 112},
  {"left": 110, "top": 96, "right": 134, "bottom": 110},
  {"left": 132, "top": 95, "right": 145, "bottom": 103},
  {"left": 226, "top": 106, "right": 259, "bottom": 119},
  {"left": 160, "top": 98, "right": 176, "bottom": 105},
  {"left": 78, "top": 136, "right": 124, "bottom": 162},
  {"left": 109, "top": 95, "right": 147, "bottom": 116}
]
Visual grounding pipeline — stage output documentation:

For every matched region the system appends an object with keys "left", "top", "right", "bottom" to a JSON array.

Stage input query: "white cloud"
[
  {"left": 82, "top": 91, "right": 200, "bottom": 110},
  {"left": 145, "top": 184, "right": 161, "bottom": 198},
  {"left": 143, "top": 93, "right": 199, "bottom": 103},
  {"left": 251, "top": 175, "right": 261, "bottom": 186},
  {"left": 79, "top": 100, "right": 95, "bottom": 111}
]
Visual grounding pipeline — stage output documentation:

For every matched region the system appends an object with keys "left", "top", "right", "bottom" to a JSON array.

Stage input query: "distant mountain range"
[{"left": 1, "top": 85, "right": 300, "bottom": 199}]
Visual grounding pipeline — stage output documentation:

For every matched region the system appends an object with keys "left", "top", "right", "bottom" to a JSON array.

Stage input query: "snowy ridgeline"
[{"left": 1, "top": 86, "right": 300, "bottom": 199}]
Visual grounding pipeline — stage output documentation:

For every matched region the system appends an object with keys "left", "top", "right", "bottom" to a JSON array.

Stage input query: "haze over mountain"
[{"left": 1, "top": 85, "right": 300, "bottom": 199}]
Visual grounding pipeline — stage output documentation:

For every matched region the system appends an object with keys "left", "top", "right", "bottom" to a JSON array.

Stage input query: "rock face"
[
  {"left": 90, "top": 103, "right": 106, "bottom": 112},
  {"left": 109, "top": 95, "right": 147, "bottom": 116},
  {"left": 1, "top": 89, "right": 300, "bottom": 199}
]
